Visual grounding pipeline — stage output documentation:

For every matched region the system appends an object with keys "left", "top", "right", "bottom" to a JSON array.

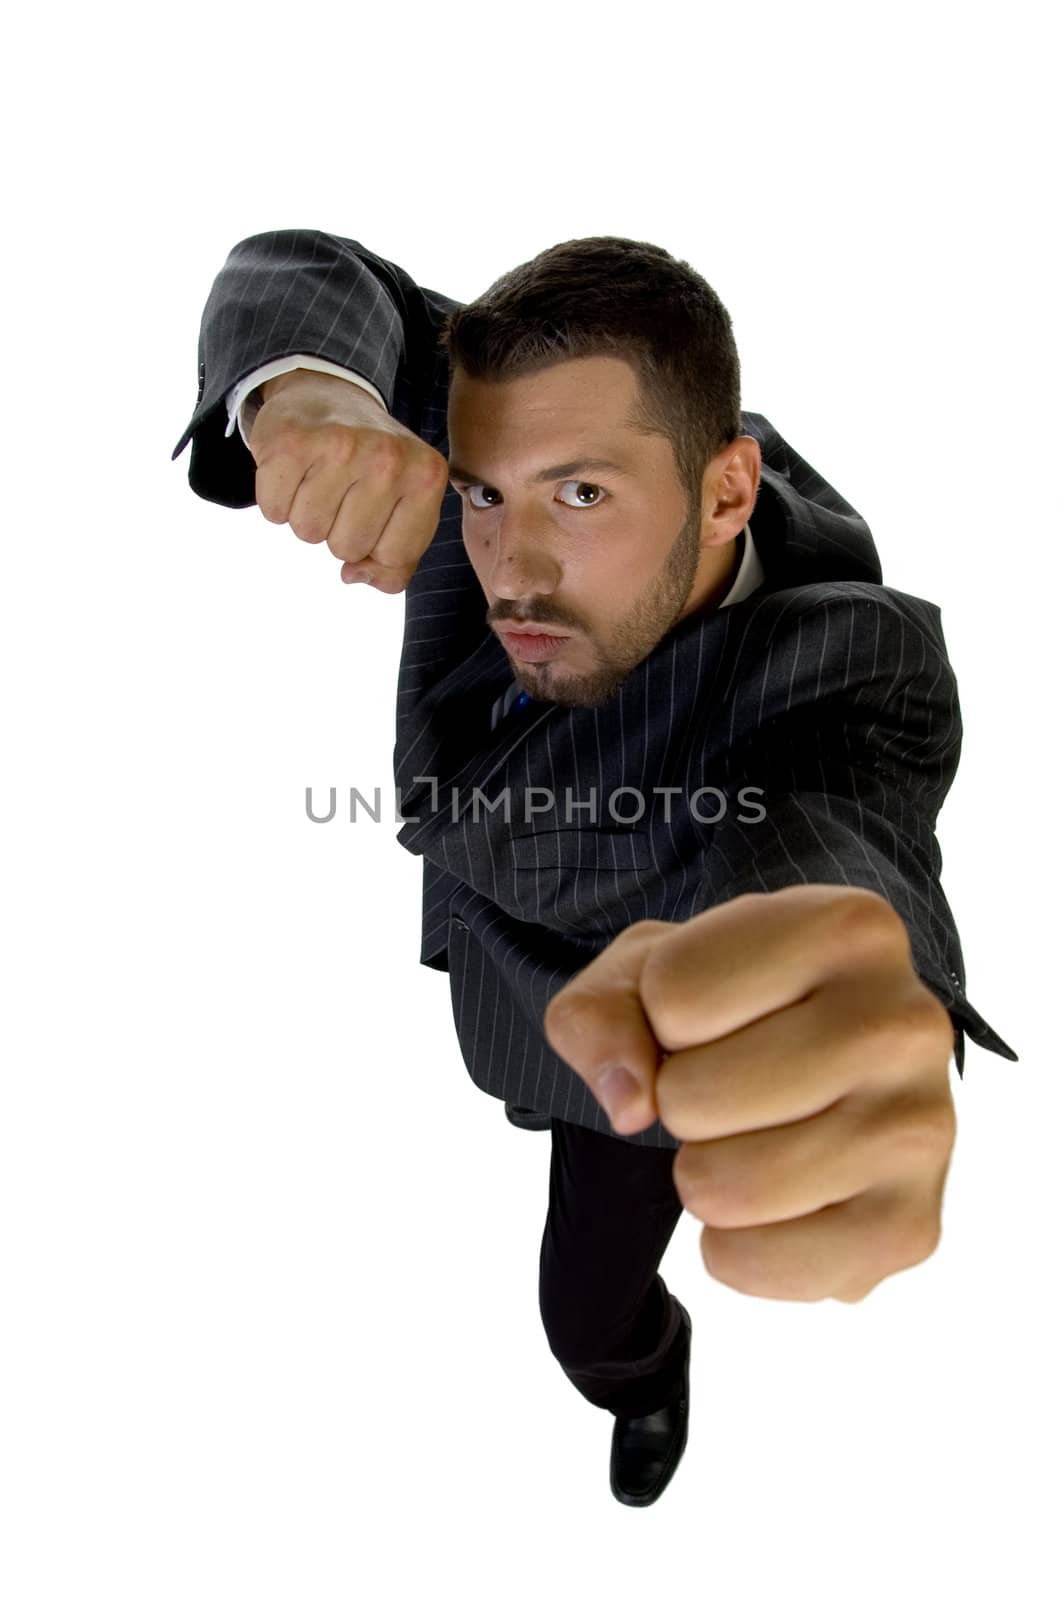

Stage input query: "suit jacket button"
[{"left": 452, "top": 915, "right": 468, "bottom": 931}]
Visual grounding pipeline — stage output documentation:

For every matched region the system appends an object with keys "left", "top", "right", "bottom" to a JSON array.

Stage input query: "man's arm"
[
  {"left": 170, "top": 228, "right": 455, "bottom": 507},
  {"left": 694, "top": 586, "right": 1018, "bottom": 1077}
]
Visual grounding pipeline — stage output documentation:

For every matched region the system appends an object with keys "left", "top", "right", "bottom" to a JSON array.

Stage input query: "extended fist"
[
  {"left": 248, "top": 369, "right": 450, "bottom": 592},
  {"left": 543, "top": 885, "right": 958, "bottom": 1304}
]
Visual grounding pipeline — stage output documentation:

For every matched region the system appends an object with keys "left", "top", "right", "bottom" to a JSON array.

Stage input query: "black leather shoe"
[
  {"left": 504, "top": 1102, "right": 551, "bottom": 1131},
  {"left": 609, "top": 1302, "right": 691, "bottom": 1507}
]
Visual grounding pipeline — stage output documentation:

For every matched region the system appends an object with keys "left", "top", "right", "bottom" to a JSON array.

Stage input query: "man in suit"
[{"left": 172, "top": 229, "right": 1017, "bottom": 1507}]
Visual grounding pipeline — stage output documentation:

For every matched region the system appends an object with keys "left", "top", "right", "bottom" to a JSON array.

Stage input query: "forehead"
[
  {"left": 446, "top": 360, "right": 651, "bottom": 487},
  {"left": 448, "top": 353, "right": 642, "bottom": 419},
  {"left": 446, "top": 355, "right": 648, "bottom": 474}
]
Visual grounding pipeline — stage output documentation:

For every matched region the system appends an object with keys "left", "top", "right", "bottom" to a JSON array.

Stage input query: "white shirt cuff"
[{"left": 225, "top": 357, "right": 388, "bottom": 450}]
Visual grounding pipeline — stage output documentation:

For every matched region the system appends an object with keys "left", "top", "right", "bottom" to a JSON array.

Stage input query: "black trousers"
[{"left": 538, "top": 1115, "right": 689, "bottom": 1420}]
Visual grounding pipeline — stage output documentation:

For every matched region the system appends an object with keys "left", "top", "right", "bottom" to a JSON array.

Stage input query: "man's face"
[{"left": 447, "top": 355, "right": 757, "bottom": 709}]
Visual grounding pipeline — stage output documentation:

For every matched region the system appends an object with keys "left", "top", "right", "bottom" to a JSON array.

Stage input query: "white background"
[{"left": 2, "top": 2, "right": 1059, "bottom": 1595}]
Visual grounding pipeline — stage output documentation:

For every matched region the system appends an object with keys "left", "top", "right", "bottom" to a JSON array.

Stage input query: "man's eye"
[
  {"left": 559, "top": 481, "right": 607, "bottom": 509},
  {"left": 461, "top": 481, "right": 607, "bottom": 510}
]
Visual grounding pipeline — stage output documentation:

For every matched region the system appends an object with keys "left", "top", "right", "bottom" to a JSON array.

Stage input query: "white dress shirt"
[
  {"left": 226, "top": 358, "right": 765, "bottom": 611},
  {"left": 226, "top": 357, "right": 387, "bottom": 445}
]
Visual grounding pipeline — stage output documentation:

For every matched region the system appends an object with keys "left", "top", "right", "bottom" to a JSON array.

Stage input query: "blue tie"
[{"left": 490, "top": 683, "right": 532, "bottom": 732}]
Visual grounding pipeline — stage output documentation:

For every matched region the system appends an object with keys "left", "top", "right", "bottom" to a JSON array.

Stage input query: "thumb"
[{"left": 542, "top": 921, "right": 673, "bottom": 1135}]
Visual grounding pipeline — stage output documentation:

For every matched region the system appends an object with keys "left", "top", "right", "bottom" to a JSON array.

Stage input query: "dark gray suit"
[{"left": 173, "top": 229, "right": 1017, "bottom": 1153}]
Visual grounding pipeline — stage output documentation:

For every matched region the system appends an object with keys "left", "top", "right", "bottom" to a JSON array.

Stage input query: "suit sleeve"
[
  {"left": 697, "top": 588, "right": 1018, "bottom": 1078},
  {"left": 170, "top": 228, "right": 442, "bottom": 508}
]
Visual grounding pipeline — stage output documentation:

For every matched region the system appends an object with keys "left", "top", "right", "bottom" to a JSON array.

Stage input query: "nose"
[{"left": 488, "top": 515, "right": 562, "bottom": 601}]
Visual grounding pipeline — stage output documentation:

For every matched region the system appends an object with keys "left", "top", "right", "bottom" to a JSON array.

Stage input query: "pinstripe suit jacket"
[{"left": 173, "top": 229, "right": 1018, "bottom": 1150}]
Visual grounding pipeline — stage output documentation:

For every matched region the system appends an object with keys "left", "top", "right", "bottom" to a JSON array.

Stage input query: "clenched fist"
[
  {"left": 246, "top": 369, "right": 450, "bottom": 593},
  {"left": 543, "top": 885, "right": 958, "bottom": 1305}
]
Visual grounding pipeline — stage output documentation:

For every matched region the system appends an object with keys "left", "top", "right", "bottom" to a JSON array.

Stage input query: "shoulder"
[
  {"left": 702, "top": 581, "right": 959, "bottom": 736},
  {"left": 728, "top": 580, "right": 950, "bottom": 665}
]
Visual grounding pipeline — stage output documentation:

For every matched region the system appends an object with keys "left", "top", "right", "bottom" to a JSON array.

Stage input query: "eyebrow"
[{"left": 447, "top": 456, "right": 635, "bottom": 487}]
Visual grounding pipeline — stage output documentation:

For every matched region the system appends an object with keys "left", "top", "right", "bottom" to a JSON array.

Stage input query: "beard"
[{"left": 513, "top": 497, "right": 704, "bottom": 710}]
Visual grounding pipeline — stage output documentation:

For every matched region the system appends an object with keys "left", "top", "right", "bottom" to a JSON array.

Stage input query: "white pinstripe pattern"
[{"left": 173, "top": 229, "right": 1018, "bottom": 1149}]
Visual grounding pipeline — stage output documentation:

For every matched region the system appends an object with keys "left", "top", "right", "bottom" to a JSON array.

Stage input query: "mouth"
[
  {"left": 495, "top": 625, "right": 571, "bottom": 663},
  {"left": 493, "top": 623, "right": 570, "bottom": 638}
]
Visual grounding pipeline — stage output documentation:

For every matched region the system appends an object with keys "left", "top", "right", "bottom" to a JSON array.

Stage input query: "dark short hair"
[{"left": 437, "top": 236, "right": 742, "bottom": 510}]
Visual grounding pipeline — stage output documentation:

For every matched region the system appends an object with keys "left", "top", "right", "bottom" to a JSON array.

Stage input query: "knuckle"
[
  {"left": 619, "top": 917, "right": 671, "bottom": 942},
  {"left": 289, "top": 513, "right": 326, "bottom": 544},
  {"left": 838, "top": 989, "right": 917, "bottom": 1070},
  {"left": 920, "top": 1212, "right": 943, "bottom": 1261},
  {"left": 328, "top": 530, "right": 370, "bottom": 564},
  {"left": 894, "top": 984, "right": 957, "bottom": 1069},
  {"left": 924, "top": 1090, "right": 957, "bottom": 1154},
  {"left": 697, "top": 1227, "right": 746, "bottom": 1292},
  {"left": 885, "top": 1091, "right": 956, "bottom": 1169},
  {"left": 418, "top": 450, "right": 450, "bottom": 491},
  {"left": 874, "top": 1193, "right": 942, "bottom": 1278},
  {"left": 543, "top": 989, "right": 591, "bottom": 1032},
  {"left": 833, "top": 1272, "right": 876, "bottom": 1303},
  {"left": 835, "top": 976, "right": 952, "bottom": 1086},
  {"left": 701, "top": 1230, "right": 818, "bottom": 1302},
  {"left": 363, "top": 434, "right": 404, "bottom": 474},
  {"left": 919, "top": 987, "right": 957, "bottom": 1059},
  {"left": 682, "top": 1162, "right": 756, "bottom": 1228},
  {"left": 269, "top": 418, "right": 314, "bottom": 456},
  {"left": 544, "top": 985, "right": 617, "bottom": 1062},
  {"left": 897, "top": 1210, "right": 941, "bottom": 1270},
  {"left": 330, "top": 422, "right": 375, "bottom": 463},
  {"left": 827, "top": 890, "right": 908, "bottom": 960}
]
